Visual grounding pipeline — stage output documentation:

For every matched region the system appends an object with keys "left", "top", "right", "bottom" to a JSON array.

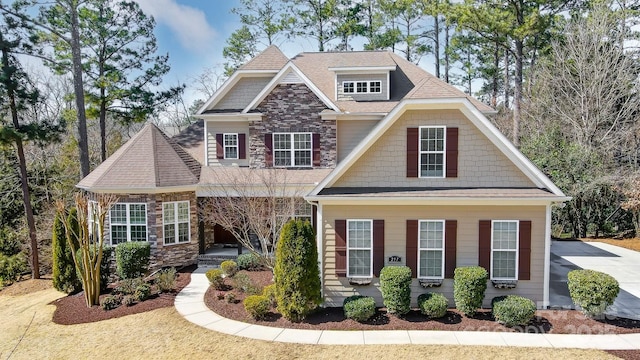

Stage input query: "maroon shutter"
[
  {"left": 406, "top": 220, "right": 418, "bottom": 277},
  {"left": 373, "top": 220, "right": 385, "bottom": 277},
  {"left": 479, "top": 220, "right": 491, "bottom": 272},
  {"left": 264, "top": 133, "right": 273, "bottom": 167},
  {"left": 444, "top": 220, "right": 457, "bottom": 278},
  {"left": 313, "top": 133, "right": 321, "bottom": 167},
  {"left": 216, "top": 134, "right": 224, "bottom": 159},
  {"left": 238, "top": 134, "right": 246, "bottom": 159},
  {"left": 407, "top": 128, "right": 419, "bottom": 178},
  {"left": 335, "top": 220, "right": 347, "bottom": 277},
  {"left": 446, "top": 127, "right": 458, "bottom": 178},
  {"left": 519, "top": 220, "right": 532, "bottom": 280}
]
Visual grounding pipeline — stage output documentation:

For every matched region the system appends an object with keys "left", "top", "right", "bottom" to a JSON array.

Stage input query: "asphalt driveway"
[{"left": 550, "top": 239, "right": 640, "bottom": 320}]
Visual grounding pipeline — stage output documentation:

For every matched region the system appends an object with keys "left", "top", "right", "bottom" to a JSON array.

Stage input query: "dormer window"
[{"left": 342, "top": 81, "right": 383, "bottom": 94}]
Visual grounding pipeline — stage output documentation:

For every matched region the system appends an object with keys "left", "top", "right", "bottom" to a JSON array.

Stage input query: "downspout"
[{"left": 307, "top": 199, "right": 323, "bottom": 301}]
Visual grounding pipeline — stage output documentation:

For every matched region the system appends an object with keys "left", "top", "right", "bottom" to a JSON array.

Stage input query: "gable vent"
[{"left": 280, "top": 71, "right": 303, "bottom": 84}]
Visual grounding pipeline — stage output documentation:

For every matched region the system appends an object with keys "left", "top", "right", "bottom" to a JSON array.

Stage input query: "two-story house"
[{"left": 77, "top": 45, "right": 569, "bottom": 308}]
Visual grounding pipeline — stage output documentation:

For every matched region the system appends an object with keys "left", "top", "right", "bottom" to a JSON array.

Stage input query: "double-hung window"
[
  {"left": 418, "top": 220, "right": 445, "bottom": 279},
  {"left": 110, "top": 203, "right": 147, "bottom": 245},
  {"left": 223, "top": 133, "right": 238, "bottom": 159},
  {"left": 273, "top": 133, "right": 312, "bottom": 167},
  {"left": 163, "top": 201, "right": 190, "bottom": 245},
  {"left": 347, "top": 219, "right": 373, "bottom": 277},
  {"left": 491, "top": 220, "right": 518, "bottom": 280},
  {"left": 419, "top": 126, "right": 445, "bottom": 178}
]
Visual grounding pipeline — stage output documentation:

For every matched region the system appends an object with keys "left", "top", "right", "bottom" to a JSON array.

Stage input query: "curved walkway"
[{"left": 175, "top": 269, "right": 640, "bottom": 349}]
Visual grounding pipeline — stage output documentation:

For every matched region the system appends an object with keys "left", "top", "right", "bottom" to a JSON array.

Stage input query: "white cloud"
[{"left": 134, "top": 0, "right": 217, "bottom": 52}]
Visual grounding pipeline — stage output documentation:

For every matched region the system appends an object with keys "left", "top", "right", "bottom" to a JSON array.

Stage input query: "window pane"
[
  {"left": 343, "top": 82, "right": 354, "bottom": 93},
  {"left": 294, "top": 133, "right": 311, "bottom": 149},
  {"left": 164, "top": 224, "right": 175, "bottom": 244},
  {"left": 163, "top": 203, "right": 175, "bottom": 223},
  {"left": 130, "top": 225, "right": 147, "bottom": 242},
  {"left": 356, "top": 82, "right": 367, "bottom": 93},
  {"left": 370, "top": 81, "right": 381, "bottom": 93},
  {"left": 178, "top": 223, "right": 189, "bottom": 243},
  {"left": 493, "top": 251, "right": 516, "bottom": 278},
  {"left": 111, "top": 225, "right": 128, "bottom": 245},
  {"left": 349, "top": 250, "right": 371, "bottom": 276},
  {"left": 273, "top": 134, "right": 290, "bottom": 150},
  {"left": 419, "top": 250, "right": 443, "bottom": 277},
  {"left": 225, "top": 147, "right": 237, "bottom": 159},
  {"left": 294, "top": 150, "right": 311, "bottom": 166},
  {"left": 420, "top": 154, "right": 444, "bottom": 177},
  {"left": 348, "top": 221, "right": 371, "bottom": 248},
  {"left": 178, "top": 202, "right": 189, "bottom": 222},
  {"left": 224, "top": 134, "right": 237, "bottom": 146},
  {"left": 129, "top": 204, "right": 146, "bottom": 224},
  {"left": 110, "top": 204, "right": 127, "bottom": 224},
  {"left": 493, "top": 222, "right": 517, "bottom": 250},
  {"left": 274, "top": 150, "right": 291, "bottom": 166}
]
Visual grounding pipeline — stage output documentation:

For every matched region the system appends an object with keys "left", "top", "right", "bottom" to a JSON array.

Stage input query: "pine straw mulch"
[
  {"left": 205, "top": 270, "right": 640, "bottom": 335},
  {"left": 50, "top": 265, "right": 195, "bottom": 325}
]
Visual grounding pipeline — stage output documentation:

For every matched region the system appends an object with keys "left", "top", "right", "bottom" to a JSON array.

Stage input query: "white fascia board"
[
  {"left": 328, "top": 66, "right": 397, "bottom": 72},
  {"left": 196, "top": 71, "right": 276, "bottom": 115},
  {"left": 303, "top": 196, "right": 571, "bottom": 206},
  {"left": 77, "top": 185, "right": 197, "bottom": 194},
  {"left": 242, "top": 62, "right": 340, "bottom": 113}
]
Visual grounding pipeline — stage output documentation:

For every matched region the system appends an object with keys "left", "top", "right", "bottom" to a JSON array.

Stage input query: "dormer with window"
[{"left": 330, "top": 65, "right": 396, "bottom": 102}]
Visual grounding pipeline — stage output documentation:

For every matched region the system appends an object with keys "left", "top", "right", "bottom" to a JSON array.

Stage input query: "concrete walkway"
[{"left": 176, "top": 268, "right": 640, "bottom": 350}]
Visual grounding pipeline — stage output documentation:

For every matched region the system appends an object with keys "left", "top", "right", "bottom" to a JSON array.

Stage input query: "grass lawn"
[
  {"left": 0, "top": 284, "right": 620, "bottom": 360},
  {"left": 581, "top": 238, "right": 640, "bottom": 252}
]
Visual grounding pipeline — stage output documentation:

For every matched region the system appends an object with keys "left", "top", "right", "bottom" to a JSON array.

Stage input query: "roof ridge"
[
  {"left": 159, "top": 129, "right": 201, "bottom": 180},
  {"left": 239, "top": 45, "right": 289, "bottom": 70},
  {"left": 151, "top": 123, "right": 161, "bottom": 187}
]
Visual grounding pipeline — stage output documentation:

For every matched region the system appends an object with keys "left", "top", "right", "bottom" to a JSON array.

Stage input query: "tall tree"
[
  {"left": 223, "top": 25, "right": 258, "bottom": 76},
  {"left": 332, "top": 0, "right": 366, "bottom": 50},
  {"left": 378, "top": 0, "right": 429, "bottom": 63},
  {"left": 287, "top": 0, "right": 339, "bottom": 51}
]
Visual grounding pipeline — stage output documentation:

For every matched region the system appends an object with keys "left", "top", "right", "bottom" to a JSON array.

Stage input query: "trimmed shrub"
[
  {"left": 115, "top": 241, "right": 150, "bottom": 279},
  {"left": 453, "top": 266, "right": 488, "bottom": 316},
  {"left": 237, "top": 252, "right": 263, "bottom": 271},
  {"left": 225, "top": 292, "right": 236, "bottom": 303},
  {"left": 343, "top": 295, "right": 376, "bottom": 322},
  {"left": 379, "top": 266, "right": 412, "bottom": 316},
  {"left": 274, "top": 220, "right": 321, "bottom": 322},
  {"left": 491, "top": 295, "right": 537, "bottom": 327},
  {"left": 568, "top": 269, "right": 620, "bottom": 317},
  {"left": 156, "top": 267, "right": 177, "bottom": 293},
  {"left": 262, "top": 284, "right": 277, "bottom": 307},
  {"left": 134, "top": 283, "right": 152, "bottom": 301},
  {"left": 220, "top": 260, "right": 238, "bottom": 277},
  {"left": 417, "top": 293, "right": 448, "bottom": 319},
  {"left": 233, "top": 272, "right": 261, "bottom": 295},
  {"left": 206, "top": 269, "right": 225, "bottom": 290},
  {"left": 100, "top": 295, "right": 121, "bottom": 310},
  {"left": 122, "top": 295, "right": 136, "bottom": 307},
  {"left": 244, "top": 295, "right": 271, "bottom": 319},
  {"left": 115, "top": 278, "right": 145, "bottom": 295},
  {"left": 75, "top": 246, "right": 113, "bottom": 291},
  {"left": 52, "top": 210, "right": 81, "bottom": 293}
]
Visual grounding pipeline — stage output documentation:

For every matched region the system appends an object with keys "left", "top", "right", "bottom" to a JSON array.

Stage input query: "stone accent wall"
[{"left": 250, "top": 83, "right": 336, "bottom": 168}]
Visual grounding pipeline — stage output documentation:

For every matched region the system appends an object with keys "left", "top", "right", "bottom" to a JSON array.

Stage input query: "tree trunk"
[
  {"left": 504, "top": 49, "right": 510, "bottom": 109},
  {"left": 434, "top": 15, "right": 440, "bottom": 78},
  {"left": 444, "top": 23, "right": 450, "bottom": 83},
  {"left": 70, "top": 1, "right": 90, "bottom": 177},
  {"left": 491, "top": 41, "right": 499, "bottom": 107},
  {"left": 513, "top": 39, "right": 523, "bottom": 148}
]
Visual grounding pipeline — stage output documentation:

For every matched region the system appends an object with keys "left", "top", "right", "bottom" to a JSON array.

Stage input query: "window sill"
[
  {"left": 419, "top": 279, "right": 443, "bottom": 288},
  {"left": 348, "top": 277, "right": 372, "bottom": 286},
  {"left": 163, "top": 241, "right": 191, "bottom": 247},
  {"left": 492, "top": 280, "right": 518, "bottom": 289}
]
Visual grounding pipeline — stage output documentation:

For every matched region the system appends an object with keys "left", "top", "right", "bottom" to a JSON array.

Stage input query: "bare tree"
[
  {"left": 620, "top": 173, "right": 640, "bottom": 237},
  {"left": 201, "top": 168, "right": 310, "bottom": 269}
]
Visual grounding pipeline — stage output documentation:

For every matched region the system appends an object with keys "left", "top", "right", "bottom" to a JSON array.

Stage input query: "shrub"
[
  {"left": 567, "top": 269, "right": 620, "bottom": 317},
  {"left": 75, "top": 246, "right": 113, "bottom": 292},
  {"left": 115, "top": 241, "right": 150, "bottom": 279},
  {"left": 100, "top": 295, "right": 121, "bottom": 310},
  {"left": 233, "top": 272, "right": 261, "bottom": 295},
  {"left": 262, "top": 284, "right": 277, "bottom": 307},
  {"left": 52, "top": 210, "right": 81, "bottom": 294},
  {"left": 417, "top": 293, "right": 448, "bottom": 319},
  {"left": 244, "top": 295, "right": 271, "bottom": 319},
  {"left": 274, "top": 220, "right": 321, "bottom": 322},
  {"left": 122, "top": 295, "right": 136, "bottom": 307},
  {"left": 134, "top": 282, "right": 152, "bottom": 302},
  {"left": 225, "top": 292, "right": 236, "bottom": 303},
  {"left": 491, "top": 295, "right": 537, "bottom": 327},
  {"left": 0, "top": 227, "right": 27, "bottom": 287},
  {"left": 115, "top": 278, "right": 145, "bottom": 295},
  {"left": 237, "top": 252, "right": 263, "bottom": 271},
  {"left": 220, "top": 260, "right": 238, "bottom": 277},
  {"left": 343, "top": 295, "right": 376, "bottom": 322},
  {"left": 453, "top": 266, "right": 488, "bottom": 316},
  {"left": 156, "top": 267, "right": 177, "bottom": 293},
  {"left": 379, "top": 266, "right": 412, "bottom": 316},
  {"left": 206, "top": 269, "right": 225, "bottom": 290}
]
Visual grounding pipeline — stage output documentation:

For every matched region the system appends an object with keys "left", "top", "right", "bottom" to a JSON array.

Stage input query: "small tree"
[
  {"left": 56, "top": 193, "right": 117, "bottom": 307},
  {"left": 620, "top": 174, "right": 640, "bottom": 237},
  {"left": 52, "top": 209, "right": 80, "bottom": 293},
  {"left": 274, "top": 219, "right": 321, "bottom": 322}
]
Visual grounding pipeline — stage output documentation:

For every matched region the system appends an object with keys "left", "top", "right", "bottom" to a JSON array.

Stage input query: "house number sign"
[{"left": 388, "top": 255, "right": 402, "bottom": 263}]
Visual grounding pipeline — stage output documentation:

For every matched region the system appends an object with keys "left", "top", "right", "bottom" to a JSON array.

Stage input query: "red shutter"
[
  {"left": 216, "top": 133, "right": 224, "bottom": 159},
  {"left": 478, "top": 220, "right": 491, "bottom": 272},
  {"left": 446, "top": 127, "right": 458, "bottom": 178},
  {"left": 335, "top": 220, "right": 347, "bottom": 277},
  {"left": 407, "top": 128, "right": 419, "bottom": 178},
  {"left": 373, "top": 220, "right": 384, "bottom": 277},
  {"left": 406, "top": 220, "right": 418, "bottom": 277},
  {"left": 519, "top": 220, "right": 532, "bottom": 280},
  {"left": 264, "top": 134, "right": 273, "bottom": 167},
  {"left": 444, "top": 220, "right": 457, "bottom": 278},
  {"left": 313, "top": 133, "right": 321, "bottom": 167},
  {"left": 238, "top": 134, "right": 246, "bottom": 159}
]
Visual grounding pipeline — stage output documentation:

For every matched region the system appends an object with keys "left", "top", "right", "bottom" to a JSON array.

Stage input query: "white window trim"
[
  {"left": 272, "top": 132, "right": 313, "bottom": 168},
  {"left": 490, "top": 220, "right": 519, "bottom": 281},
  {"left": 109, "top": 203, "right": 148, "bottom": 245},
  {"left": 163, "top": 201, "right": 191, "bottom": 246},
  {"left": 419, "top": 125, "right": 447, "bottom": 178},
  {"left": 346, "top": 219, "right": 373, "bottom": 278},
  {"left": 223, "top": 133, "right": 239, "bottom": 160},
  {"left": 342, "top": 80, "right": 382, "bottom": 94},
  {"left": 417, "top": 220, "right": 445, "bottom": 280}
]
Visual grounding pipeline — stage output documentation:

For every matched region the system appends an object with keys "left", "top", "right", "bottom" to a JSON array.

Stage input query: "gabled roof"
[
  {"left": 239, "top": 45, "right": 289, "bottom": 71},
  {"left": 77, "top": 123, "right": 201, "bottom": 193}
]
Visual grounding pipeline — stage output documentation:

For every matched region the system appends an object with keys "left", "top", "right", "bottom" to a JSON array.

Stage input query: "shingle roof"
[
  {"left": 172, "top": 120, "right": 205, "bottom": 165},
  {"left": 239, "top": 45, "right": 289, "bottom": 71},
  {"left": 199, "top": 167, "right": 332, "bottom": 187},
  {"left": 77, "top": 123, "right": 201, "bottom": 191}
]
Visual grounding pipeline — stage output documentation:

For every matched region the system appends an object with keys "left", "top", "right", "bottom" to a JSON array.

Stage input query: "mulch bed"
[
  {"left": 205, "top": 270, "right": 640, "bottom": 335},
  {"left": 51, "top": 265, "right": 195, "bottom": 325}
]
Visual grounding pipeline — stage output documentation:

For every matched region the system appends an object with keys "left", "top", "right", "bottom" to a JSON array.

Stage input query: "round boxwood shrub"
[
  {"left": 220, "top": 260, "right": 238, "bottom": 277},
  {"left": 237, "top": 252, "right": 263, "bottom": 271},
  {"left": 274, "top": 220, "right": 321, "bottom": 322},
  {"left": 343, "top": 295, "right": 376, "bottom": 322},
  {"left": 244, "top": 295, "right": 271, "bottom": 319},
  {"left": 417, "top": 292, "right": 448, "bottom": 319},
  {"left": 453, "top": 266, "right": 488, "bottom": 317},
  {"left": 115, "top": 241, "right": 150, "bottom": 279},
  {"left": 134, "top": 282, "right": 152, "bottom": 302},
  {"left": 567, "top": 269, "right": 619, "bottom": 317},
  {"left": 262, "top": 284, "right": 277, "bottom": 307},
  {"left": 491, "top": 295, "right": 537, "bottom": 327},
  {"left": 379, "top": 266, "right": 412, "bottom": 316},
  {"left": 206, "top": 269, "right": 225, "bottom": 290},
  {"left": 100, "top": 295, "right": 121, "bottom": 310}
]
